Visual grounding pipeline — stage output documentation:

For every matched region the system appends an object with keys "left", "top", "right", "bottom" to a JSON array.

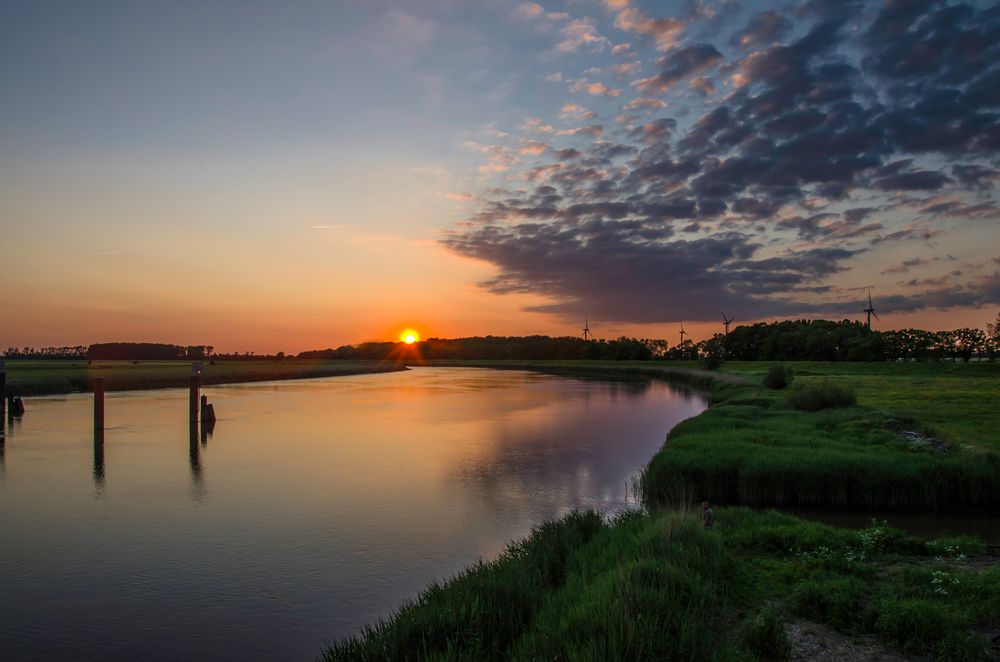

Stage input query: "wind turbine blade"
[{"left": 872, "top": 311, "right": 880, "bottom": 321}]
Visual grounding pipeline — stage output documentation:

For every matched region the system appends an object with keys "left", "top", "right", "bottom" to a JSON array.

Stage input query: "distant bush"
[
  {"left": 701, "top": 340, "right": 724, "bottom": 370},
  {"left": 763, "top": 364, "right": 794, "bottom": 389},
  {"left": 786, "top": 380, "right": 856, "bottom": 411},
  {"left": 740, "top": 607, "right": 791, "bottom": 660}
]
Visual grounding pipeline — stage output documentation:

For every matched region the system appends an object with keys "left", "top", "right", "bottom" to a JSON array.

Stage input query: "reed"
[{"left": 323, "top": 507, "right": 999, "bottom": 660}]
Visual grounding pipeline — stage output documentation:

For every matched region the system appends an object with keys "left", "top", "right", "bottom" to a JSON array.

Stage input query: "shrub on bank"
[
  {"left": 701, "top": 340, "right": 725, "bottom": 370},
  {"left": 786, "top": 380, "right": 856, "bottom": 411},
  {"left": 763, "top": 364, "right": 793, "bottom": 389}
]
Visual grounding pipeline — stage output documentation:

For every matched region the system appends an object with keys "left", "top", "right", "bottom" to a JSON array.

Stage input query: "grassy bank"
[
  {"left": 426, "top": 360, "right": 1000, "bottom": 509},
  {"left": 2, "top": 359, "right": 406, "bottom": 396},
  {"left": 641, "top": 377, "right": 1000, "bottom": 510},
  {"left": 326, "top": 507, "right": 1000, "bottom": 660}
]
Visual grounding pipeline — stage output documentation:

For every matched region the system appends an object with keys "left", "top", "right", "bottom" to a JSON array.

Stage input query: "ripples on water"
[{"left": 0, "top": 367, "right": 706, "bottom": 661}]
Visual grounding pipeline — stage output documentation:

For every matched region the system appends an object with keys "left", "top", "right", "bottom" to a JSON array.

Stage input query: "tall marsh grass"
[
  {"left": 324, "top": 508, "right": 1000, "bottom": 660},
  {"left": 324, "top": 510, "right": 742, "bottom": 661},
  {"left": 642, "top": 382, "right": 1000, "bottom": 509}
]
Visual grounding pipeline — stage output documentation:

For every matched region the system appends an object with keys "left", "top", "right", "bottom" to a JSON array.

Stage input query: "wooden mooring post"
[
  {"left": 93, "top": 378, "right": 105, "bottom": 430},
  {"left": 200, "top": 394, "right": 216, "bottom": 423},
  {"left": 0, "top": 360, "right": 6, "bottom": 422},
  {"left": 93, "top": 428, "right": 105, "bottom": 482},
  {"left": 189, "top": 369, "right": 201, "bottom": 424},
  {"left": 0, "top": 360, "right": 5, "bottom": 435}
]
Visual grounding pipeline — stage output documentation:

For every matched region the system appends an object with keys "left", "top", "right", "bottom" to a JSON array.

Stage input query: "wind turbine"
[
  {"left": 582, "top": 317, "right": 593, "bottom": 340},
  {"left": 863, "top": 288, "right": 879, "bottom": 329},
  {"left": 722, "top": 312, "right": 735, "bottom": 335},
  {"left": 679, "top": 321, "right": 688, "bottom": 345}
]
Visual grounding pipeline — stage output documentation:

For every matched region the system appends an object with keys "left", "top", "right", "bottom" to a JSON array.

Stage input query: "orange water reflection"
[{"left": 0, "top": 368, "right": 705, "bottom": 660}]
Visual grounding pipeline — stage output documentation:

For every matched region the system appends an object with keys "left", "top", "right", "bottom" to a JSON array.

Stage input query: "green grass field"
[
  {"left": 2, "top": 359, "right": 405, "bottom": 395},
  {"left": 712, "top": 361, "right": 1000, "bottom": 451},
  {"left": 325, "top": 507, "right": 1000, "bottom": 660}
]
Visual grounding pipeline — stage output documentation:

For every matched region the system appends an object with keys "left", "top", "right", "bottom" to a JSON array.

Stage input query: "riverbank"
[
  {"left": 325, "top": 360, "right": 1000, "bottom": 659},
  {"left": 325, "top": 507, "right": 1000, "bottom": 660},
  {"left": 425, "top": 360, "right": 1000, "bottom": 509},
  {"left": 1, "top": 359, "right": 407, "bottom": 396}
]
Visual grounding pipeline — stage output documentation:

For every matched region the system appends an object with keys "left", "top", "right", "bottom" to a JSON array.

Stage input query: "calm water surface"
[{"left": 0, "top": 367, "right": 706, "bottom": 661}]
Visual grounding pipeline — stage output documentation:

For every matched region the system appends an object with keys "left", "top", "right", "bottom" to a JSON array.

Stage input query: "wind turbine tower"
[
  {"left": 722, "top": 313, "right": 735, "bottom": 335},
  {"left": 679, "top": 321, "right": 688, "bottom": 345},
  {"left": 863, "top": 289, "right": 879, "bottom": 329},
  {"left": 582, "top": 317, "right": 593, "bottom": 341}
]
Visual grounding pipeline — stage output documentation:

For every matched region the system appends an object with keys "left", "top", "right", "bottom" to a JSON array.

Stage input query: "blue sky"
[{"left": 1, "top": 0, "right": 998, "bottom": 351}]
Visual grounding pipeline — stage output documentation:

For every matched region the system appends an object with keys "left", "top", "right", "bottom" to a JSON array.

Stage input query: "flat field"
[
  {"left": 2, "top": 359, "right": 405, "bottom": 396},
  {"left": 713, "top": 361, "right": 1000, "bottom": 452}
]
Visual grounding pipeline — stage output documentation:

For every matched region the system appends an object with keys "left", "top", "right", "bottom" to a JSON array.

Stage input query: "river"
[{"left": 0, "top": 367, "right": 706, "bottom": 661}]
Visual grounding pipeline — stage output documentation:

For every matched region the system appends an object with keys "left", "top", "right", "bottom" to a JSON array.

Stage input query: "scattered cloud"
[
  {"left": 554, "top": 17, "right": 611, "bottom": 53},
  {"left": 570, "top": 80, "right": 622, "bottom": 97},
  {"left": 612, "top": 6, "right": 685, "bottom": 50},
  {"left": 559, "top": 102, "right": 596, "bottom": 120},
  {"left": 444, "top": 0, "right": 1000, "bottom": 322}
]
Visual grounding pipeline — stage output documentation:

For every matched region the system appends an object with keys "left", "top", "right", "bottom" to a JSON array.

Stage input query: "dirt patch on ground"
[
  {"left": 786, "top": 619, "right": 908, "bottom": 661},
  {"left": 897, "top": 429, "right": 951, "bottom": 453},
  {"left": 955, "top": 554, "right": 1000, "bottom": 572}
]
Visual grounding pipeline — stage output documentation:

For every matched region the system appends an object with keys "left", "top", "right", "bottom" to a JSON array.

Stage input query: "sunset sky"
[{"left": 2, "top": 0, "right": 998, "bottom": 353}]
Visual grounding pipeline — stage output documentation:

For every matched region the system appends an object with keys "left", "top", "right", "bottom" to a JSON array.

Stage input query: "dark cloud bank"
[{"left": 444, "top": 0, "right": 1000, "bottom": 323}]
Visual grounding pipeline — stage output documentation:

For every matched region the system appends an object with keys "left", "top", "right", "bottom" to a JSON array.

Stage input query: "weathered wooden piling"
[
  {"left": 200, "top": 394, "right": 217, "bottom": 423},
  {"left": 0, "top": 360, "right": 6, "bottom": 421},
  {"left": 0, "top": 360, "right": 5, "bottom": 436},
  {"left": 200, "top": 418, "right": 215, "bottom": 444},
  {"left": 93, "top": 428, "right": 105, "bottom": 482},
  {"left": 189, "top": 375, "right": 200, "bottom": 423},
  {"left": 189, "top": 420, "right": 201, "bottom": 474},
  {"left": 93, "top": 378, "right": 105, "bottom": 430}
]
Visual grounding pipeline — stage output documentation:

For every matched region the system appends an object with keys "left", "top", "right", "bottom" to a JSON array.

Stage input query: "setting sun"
[{"left": 401, "top": 330, "right": 419, "bottom": 344}]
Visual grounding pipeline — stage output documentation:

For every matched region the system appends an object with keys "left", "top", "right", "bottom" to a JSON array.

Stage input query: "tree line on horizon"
[
  {"left": 5, "top": 314, "right": 999, "bottom": 363},
  {"left": 299, "top": 314, "right": 1000, "bottom": 363},
  {"left": 1, "top": 342, "right": 282, "bottom": 361}
]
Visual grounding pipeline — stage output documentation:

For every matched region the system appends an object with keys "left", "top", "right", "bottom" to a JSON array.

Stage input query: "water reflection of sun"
[{"left": 400, "top": 330, "right": 419, "bottom": 344}]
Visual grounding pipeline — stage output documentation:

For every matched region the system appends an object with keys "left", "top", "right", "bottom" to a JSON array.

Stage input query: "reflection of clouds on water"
[{"left": 446, "top": 378, "right": 707, "bottom": 525}]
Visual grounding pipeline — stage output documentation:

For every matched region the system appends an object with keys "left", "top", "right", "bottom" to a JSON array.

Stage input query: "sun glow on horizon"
[{"left": 401, "top": 329, "right": 419, "bottom": 344}]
